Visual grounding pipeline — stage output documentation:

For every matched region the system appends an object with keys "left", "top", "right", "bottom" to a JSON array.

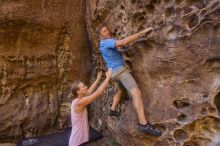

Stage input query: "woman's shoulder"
[
  {"left": 72, "top": 98, "right": 80, "bottom": 104},
  {"left": 71, "top": 99, "right": 80, "bottom": 107},
  {"left": 71, "top": 99, "right": 87, "bottom": 114}
]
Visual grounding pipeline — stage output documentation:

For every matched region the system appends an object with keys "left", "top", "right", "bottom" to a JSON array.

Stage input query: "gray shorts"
[{"left": 112, "top": 67, "right": 138, "bottom": 94}]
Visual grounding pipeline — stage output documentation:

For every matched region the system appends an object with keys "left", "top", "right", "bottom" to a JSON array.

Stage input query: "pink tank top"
[{"left": 69, "top": 99, "right": 89, "bottom": 146}]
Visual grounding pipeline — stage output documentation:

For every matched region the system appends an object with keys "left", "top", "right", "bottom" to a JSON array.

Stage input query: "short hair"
[
  {"left": 71, "top": 81, "right": 80, "bottom": 98},
  {"left": 96, "top": 24, "right": 107, "bottom": 35}
]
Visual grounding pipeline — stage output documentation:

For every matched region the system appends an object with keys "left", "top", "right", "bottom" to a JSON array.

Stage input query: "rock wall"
[
  {"left": 86, "top": 0, "right": 220, "bottom": 146},
  {"left": 0, "top": 0, "right": 91, "bottom": 143}
]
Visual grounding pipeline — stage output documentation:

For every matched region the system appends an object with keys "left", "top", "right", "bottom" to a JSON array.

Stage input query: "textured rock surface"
[
  {"left": 1, "top": 0, "right": 220, "bottom": 145},
  {"left": 0, "top": 0, "right": 91, "bottom": 143},
  {"left": 86, "top": 0, "right": 220, "bottom": 146}
]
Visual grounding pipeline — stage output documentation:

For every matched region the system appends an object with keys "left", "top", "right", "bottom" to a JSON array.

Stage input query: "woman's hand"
[
  {"left": 105, "top": 69, "right": 112, "bottom": 78},
  {"left": 97, "top": 71, "right": 102, "bottom": 80}
]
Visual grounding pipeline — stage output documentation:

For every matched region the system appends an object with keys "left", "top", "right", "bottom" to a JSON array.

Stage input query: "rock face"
[
  {"left": 86, "top": 0, "right": 220, "bottom": 146},
  {"left": 0, "top": 0, "right": 91, "bottom": 143}
]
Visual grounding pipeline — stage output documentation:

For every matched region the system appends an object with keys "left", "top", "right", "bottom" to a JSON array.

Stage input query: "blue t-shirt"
[{"left": 99, "top": 39, "right": 125, "bottom": 71}]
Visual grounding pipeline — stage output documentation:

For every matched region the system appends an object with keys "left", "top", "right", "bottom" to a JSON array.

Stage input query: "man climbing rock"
[{"left": 99, "top": 26, "right": 162, "bottom": 137}]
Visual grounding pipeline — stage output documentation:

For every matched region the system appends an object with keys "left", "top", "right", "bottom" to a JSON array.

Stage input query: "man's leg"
[
  {"left": 109, "top": 82, "right": 124, "bottom": 117},
  {"left": 130, "top": 87, "right": 147, "bottom": 125},
  {"left": 116, "top": 71, "right": 147, "bottom": 124},
  {"left": 118, "top": 71, "right": 162, "bottom": 136},
  {"left": 111, "top": 88, "right": 123, "bottom": 111}
]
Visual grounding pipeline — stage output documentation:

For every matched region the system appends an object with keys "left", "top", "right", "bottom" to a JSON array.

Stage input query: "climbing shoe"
[
  {"left": 138, "top": 123, "right": 162, "bottom": 137},
  {"left": 109, "top": 110, "right": 121, "bottom": 117}
]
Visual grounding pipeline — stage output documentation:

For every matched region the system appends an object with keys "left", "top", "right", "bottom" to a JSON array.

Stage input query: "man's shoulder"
[
  {"left": 100, "top": 38, "right": 116, "bottom": 48},
  {"left": 101, "top": 38, "right": 116, "bottom": 42}
]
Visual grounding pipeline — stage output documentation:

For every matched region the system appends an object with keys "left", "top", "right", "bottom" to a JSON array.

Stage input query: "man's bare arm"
[{"left": 116, "top": 27, "right": 153, "bottom": 47}]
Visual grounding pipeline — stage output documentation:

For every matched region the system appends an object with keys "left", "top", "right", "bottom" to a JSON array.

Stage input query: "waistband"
[{"left": 111, "top": 66, "right": 131, "bottom": 79}]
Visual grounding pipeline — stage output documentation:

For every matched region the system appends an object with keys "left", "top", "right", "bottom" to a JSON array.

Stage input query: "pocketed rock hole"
[
  {"left": 174, "top": 129, "right": 188, "bottom": 141},
  {"left": 202, "top": 94, "right": 208, "bottom": 98},
  {"left": 208, "top": 107, "right": 216, "bottom": 113},
  {"left": 131, "top": 0, "right": 136, "bottom": 4},
  {"left": 165, "top": 6, "right": 175, "bottom": 18},
  {"left": 174, "top": 0, "right": 185, "bottom": 6},
  {"left": 173, "top": 98, "right": 190, "bottom": 109},
  {"left": 120, "top": 5, "right": 125, "bottom": 10},
  {"left": 183, "top": 14, "right": 199, "bottom": 29},
  {"left": 201, "top": 108, "right": 207, "bottom": 115},
  {"left": 145, "top": 4, "right": 155, "bottom": 13},
  {"left": 177, "top": 114, "right": 187, "bottom": 122},
  {"left": 214, "top": 92, "right": 220, "bottom": 115},
  {"left": 183, "top": 141, "right": 200, "bottom": 146}
]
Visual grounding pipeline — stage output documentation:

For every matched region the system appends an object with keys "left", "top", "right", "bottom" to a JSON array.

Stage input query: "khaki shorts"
[{"left": 111, "top": 67, "right": 138, "bottom": 94}]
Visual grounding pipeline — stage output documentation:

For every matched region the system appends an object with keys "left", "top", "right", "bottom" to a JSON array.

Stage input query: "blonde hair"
[{"left": 71, "top": 81, "right": 80, "bottom": 98}]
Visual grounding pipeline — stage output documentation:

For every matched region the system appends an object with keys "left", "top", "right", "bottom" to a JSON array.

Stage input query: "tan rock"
[
  {"left": 0, "top": 0, "right": 91, "bottom": 142},
  {"left": 86, "top": 0, "right": 220, "bottom": 145}
]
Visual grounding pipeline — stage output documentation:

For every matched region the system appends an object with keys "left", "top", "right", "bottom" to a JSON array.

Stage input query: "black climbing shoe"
[
  {"left": 138, "top": 123, "right": 162, "bottom": 137},
  {"left": 109, "top": 110, "right": 121, "bottom": 117}
]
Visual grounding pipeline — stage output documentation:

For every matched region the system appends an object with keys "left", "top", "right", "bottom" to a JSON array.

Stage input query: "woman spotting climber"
[{"left": 68, "top": 69, "right": 112, "bottom": 146}]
